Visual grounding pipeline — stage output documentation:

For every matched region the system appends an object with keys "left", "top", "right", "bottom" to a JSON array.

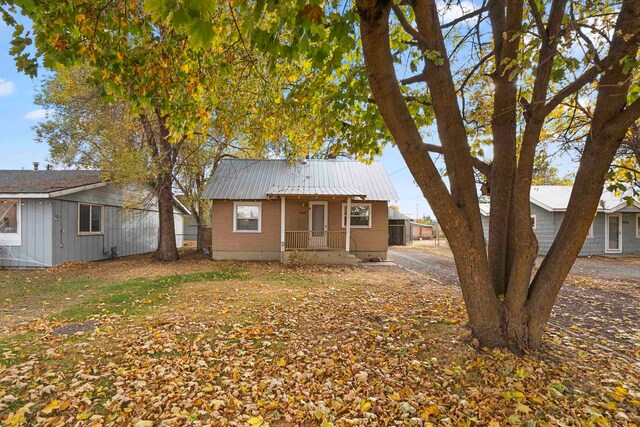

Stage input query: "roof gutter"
[{"left": 0, "top": 182, "right": 109, "bottom": 199}]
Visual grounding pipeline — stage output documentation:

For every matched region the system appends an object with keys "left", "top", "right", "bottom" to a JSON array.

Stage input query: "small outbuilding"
[
  {"left": 388, "top": 208, "right": 412, "bottom": 246},
  {"left": 0, "top": 170, "right": 189, "bottom": 268},
  {"left": 411, "top": 222, "right": 433, "bottom": 240}
]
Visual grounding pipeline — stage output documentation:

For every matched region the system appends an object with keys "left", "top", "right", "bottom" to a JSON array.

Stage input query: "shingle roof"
[
  {"left": 202, "top": 159, "right": 399, "bottom": 201},
  {"left": 480, "top": 185, "right": 640, "bottom": 215},
  {"left": 0, "top": 170, "right": 103, "bottom": 194}
]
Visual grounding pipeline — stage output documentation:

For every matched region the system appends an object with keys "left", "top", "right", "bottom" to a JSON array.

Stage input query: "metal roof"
[
  {"left": 0, "top": 170, "right": 103, "bottom": 194},
  {"left": 267, "top": 185, "right": 366, "bottom": 198},
  {"left": 202, "top": 159, "right": 399, "bottom": 201},
  {"left": 480, "top": 185, "right": 640, "bottom": 215},
  {"left": 388, "top": 208, "right": 412, "bottom": 221}
]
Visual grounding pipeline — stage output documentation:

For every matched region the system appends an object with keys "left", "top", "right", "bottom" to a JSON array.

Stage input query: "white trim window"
[
  {"left": 636, "top": 214, "right": 640, "bottom": 238},
  {"left": 342, "top": 203, "right": 372, "bottom": 228},
  {"left": 78, "top": 203, "right": 104, "bottom": 235},
  {"left": 530, "top": 215, "right": 537, "bottom": 230},
  {"left": 233, "top": 202, "right": 262, "bottom": 233},
  {"left": 587, "top": 221, "right": 594, "bottom": 238},
  {"left": 0, "top": 198, "right": 21, "bottom": 246}
]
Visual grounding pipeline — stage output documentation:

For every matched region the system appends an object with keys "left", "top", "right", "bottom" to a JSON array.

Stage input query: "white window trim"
[
  {"left": 341, "top": 202, "right": 372, "bottom": 229},
  {"left": 77, "top": 203, "right": 104, "bottom": 236},
  {"left": 530, "top": 215, "right": 537, "bottom": 230},
  {"left": 0, "top": 198, "right": 21, "bottom": 246},
  {"left": 587, "top": 221, "right": 594, "bottom": 238},
  {"left": 636, "top": 213, "right": 640, "bottom": 239},
  {"left": 233, "top": 201, "right": 262, "bottom": 233}
]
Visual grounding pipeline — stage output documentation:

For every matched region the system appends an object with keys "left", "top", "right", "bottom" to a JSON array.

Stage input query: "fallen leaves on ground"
[{"left": 1, "top": 262, "right": 639, "bottom": 426}]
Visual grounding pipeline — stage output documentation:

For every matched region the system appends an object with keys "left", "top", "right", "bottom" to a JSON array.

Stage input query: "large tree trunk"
[
  {"left": 152, "top": 111, "right": 179, "bottom": 262},
  {"left": 154, "top": 168, "right": 179, "bottom": 261},
  {"left": 357, "top": 0, "right": 640, "bottom": 352}
]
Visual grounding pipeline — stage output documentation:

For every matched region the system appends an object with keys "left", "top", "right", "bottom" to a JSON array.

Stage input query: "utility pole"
[{"left": 416, "top": 203, "right": 418, "bottom": 221}]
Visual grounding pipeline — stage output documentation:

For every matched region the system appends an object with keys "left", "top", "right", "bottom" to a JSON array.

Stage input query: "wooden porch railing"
[{"left": 285, "top": 231, "right": 346, "bottom": 250}]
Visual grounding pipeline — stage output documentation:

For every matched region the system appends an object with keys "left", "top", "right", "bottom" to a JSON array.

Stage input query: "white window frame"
[
  {"left": 530, "top": 215, "right": 537, "bottom": 230},
  {"left": 0, "top": 198, "right": 21, "bottom": 246},
  {"left": 341, "top": 202, "right": 372, "bottom": 229},
  {"left": 233, "top": 201, "right": 262, "bottom": 233},
  {"left": 636, "top": 213, "right": 640, "bottom": 239},
  {"left": 587, "top": 221, "right": 594, "bottom": 238},
  {"left": 77, "top": 203, "right": 104, "bottom": 235}
]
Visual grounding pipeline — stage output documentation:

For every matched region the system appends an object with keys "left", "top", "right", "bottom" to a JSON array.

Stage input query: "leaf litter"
[{"left": 0, "top": 257, "right": 638, "bottom": 426}]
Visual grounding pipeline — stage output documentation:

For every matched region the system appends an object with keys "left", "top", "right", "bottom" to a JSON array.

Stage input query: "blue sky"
[{"left": 0, "top": 18, "right": 50, "bottom": 172}]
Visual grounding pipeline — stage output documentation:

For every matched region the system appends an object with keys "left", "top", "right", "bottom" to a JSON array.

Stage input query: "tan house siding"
[
  {"left": 211, "top": 200, "right": 281, "bottom": 260},
  {"left": 211, "top": 197, "right": 389, "bottom": 261}
]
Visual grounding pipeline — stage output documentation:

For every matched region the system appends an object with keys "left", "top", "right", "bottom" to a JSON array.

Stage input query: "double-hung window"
[
  {"left": 636, "top": 214, "right": 640, "bottom": 238},
  {"left": 0, "top": 199, "right": 21, "bottom": 245},
  {"left": 78, "top": 203, "right": 103, "bottom": 235},
  {"left": 530, "top": 215, "right": 537, "bottom": 230},
  {"left": 233, "top": 202, "right": 261, "bottom": 232},
  {"left": 342, "top": 203, "right": 372, "bottom": 228}
]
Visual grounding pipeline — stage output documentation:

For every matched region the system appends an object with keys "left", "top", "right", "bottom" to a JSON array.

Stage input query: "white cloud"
[
  {"left": 24, "top": 109, "right": 51, "bottom": 121},
  {"left": 438, "top": 0, "right": 478, "bottom": 25},
  {"left": 0, "top": 79, "right": 16, "bottom": 97}
]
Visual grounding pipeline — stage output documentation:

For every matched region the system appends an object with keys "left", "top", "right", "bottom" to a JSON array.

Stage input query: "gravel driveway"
[{"left": 388, "top": 247, "right": 640, "bottom": 359}]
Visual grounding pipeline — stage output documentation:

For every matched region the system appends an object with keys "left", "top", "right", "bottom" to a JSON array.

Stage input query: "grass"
[{"left": 49, "top": 269, "right": 246, "bottom": 322}]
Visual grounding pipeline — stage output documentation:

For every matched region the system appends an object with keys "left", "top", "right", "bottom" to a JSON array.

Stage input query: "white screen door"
[
  {"left": 309, "top": 202, "right": 328, "bottom": 247},
  {"left": 605, "top": 214, "right": 622, "bottom": 253}
]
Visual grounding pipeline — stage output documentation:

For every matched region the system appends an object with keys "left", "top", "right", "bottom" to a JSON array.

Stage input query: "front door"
[
  {"left": 605, "top": 214, "right": 622, "bottom": 253},
  {"left": 309, "top": 201, "right": 328, "bottom": 248}
]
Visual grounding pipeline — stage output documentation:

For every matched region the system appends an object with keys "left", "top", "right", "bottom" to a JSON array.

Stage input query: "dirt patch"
[{"left": 51, "top": 320, "right": 99, "bottom": 336}]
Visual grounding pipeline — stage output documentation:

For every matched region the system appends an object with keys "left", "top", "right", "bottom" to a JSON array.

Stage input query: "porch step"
[{"left": 283, "top": 250, "right": 358, "bottom": 265}]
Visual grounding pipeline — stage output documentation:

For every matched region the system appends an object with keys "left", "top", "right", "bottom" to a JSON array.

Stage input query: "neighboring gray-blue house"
[
  {"left": 480, "top": 186, "right": 640, "bottom": 256},
  {"left": 0, "top": 170, "right": 189, "bottom": 268}
]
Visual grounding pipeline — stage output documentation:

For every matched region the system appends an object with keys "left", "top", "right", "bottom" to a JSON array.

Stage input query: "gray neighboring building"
[
  {"left": 480, "top": 185, "right": 640, "bottom": 256},
  {"left": 0, "top": 170, "right": 188, "bottom": 268},
  {"left": 388, "top": 208, "right": 412, "bottom": 246}
]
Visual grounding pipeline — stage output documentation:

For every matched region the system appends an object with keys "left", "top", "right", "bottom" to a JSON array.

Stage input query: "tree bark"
[
  {"left": 152, "top": 111, "right": 179, "bottom": 262},
  {"left": 356, "top": 0, "right": 640, "bottom": 352}
]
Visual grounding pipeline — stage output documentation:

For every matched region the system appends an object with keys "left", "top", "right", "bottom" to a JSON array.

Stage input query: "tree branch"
[
  {"left": 526, "top": 0, "right": 547, "bottom": 41},
  {"left": 391, "top": 4, "right": 428, "bottom": 48},
  {"left": 424, "top": 143, "right": 492, "bottom": 176},
  {"left": 441, "top": 6, "right": 488, "bottom": 28}
]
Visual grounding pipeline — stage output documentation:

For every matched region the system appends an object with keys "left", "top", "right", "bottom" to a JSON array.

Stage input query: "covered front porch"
[{"left": 268, "top": 185, "right": 366, "bottom": 263}]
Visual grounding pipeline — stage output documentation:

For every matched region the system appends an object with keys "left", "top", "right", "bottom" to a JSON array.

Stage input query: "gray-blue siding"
[
  {"left": 0, "top": 199, "right": 53, "bottom": 268},
  {"left": 1, "top": 185, "right": 183, "bottom": 268},
  {"left": 481, "top": 203, "right": 640, "bottom": 256}
]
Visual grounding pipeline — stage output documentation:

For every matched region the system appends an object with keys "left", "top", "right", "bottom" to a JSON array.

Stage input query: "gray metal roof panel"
[{"left": 202, "top": 159, "right": 399, "bottom": 201}]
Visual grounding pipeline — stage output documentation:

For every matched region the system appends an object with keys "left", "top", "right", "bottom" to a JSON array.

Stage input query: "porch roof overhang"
[{"left": 267, "top": 185, "right": 366, "bottom": 199}]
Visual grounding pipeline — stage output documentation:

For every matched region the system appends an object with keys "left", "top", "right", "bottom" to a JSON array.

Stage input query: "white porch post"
[
  {"left": 280, "top": 196, "right": 286, "bottom": 254},
  {"left": 345, "top": 197, "right": 351, "bottom": 252}
]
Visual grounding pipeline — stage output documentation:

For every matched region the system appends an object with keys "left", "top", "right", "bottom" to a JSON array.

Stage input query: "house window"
[
  {"left": 0, "top": 199, "right": 21, "bottom": 245},
  {"left": 637, "top": 214, "right": 640, "bottom": 238},
  {"left": 530, "top": 215, "right": 537, "bottom": 230},
  {"left": 587, "top": 221, "right": 594, "bottom": 238},
  {"left": 78, "top": 203, "right": 103, "bottom": 234},
  {"left": 342, "top": 203, "right": 372, "bottom": 228},
  {"left": 233, "top": 202, "right": 261, "bottom": 232}
]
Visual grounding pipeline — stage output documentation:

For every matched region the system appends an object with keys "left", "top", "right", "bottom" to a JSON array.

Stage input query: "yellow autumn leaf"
[
  {"left": 76, "top": 411, "right": 92, "bottom": 420},
  {"left": 41, "top": 399, "right": 60, "bottom": 415},
  {"left": 360, "top": 400, "right": 371, "bottom": 412},
  {"left": 247, "top": 415, "right": 264, "bottom": 426},
  {"left": 4, "top": 412, "right": 26, "bottom": 427},
  {"left": 276, "top": 358, "right": 286, "bottom": 367},
  {"left": 181, "top": 64, "right": 189, "bottom": 73}
]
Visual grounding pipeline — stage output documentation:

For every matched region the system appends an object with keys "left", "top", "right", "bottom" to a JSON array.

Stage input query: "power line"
[{"left": 388, "top": 166, "right": 408, "bottom": 176}]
